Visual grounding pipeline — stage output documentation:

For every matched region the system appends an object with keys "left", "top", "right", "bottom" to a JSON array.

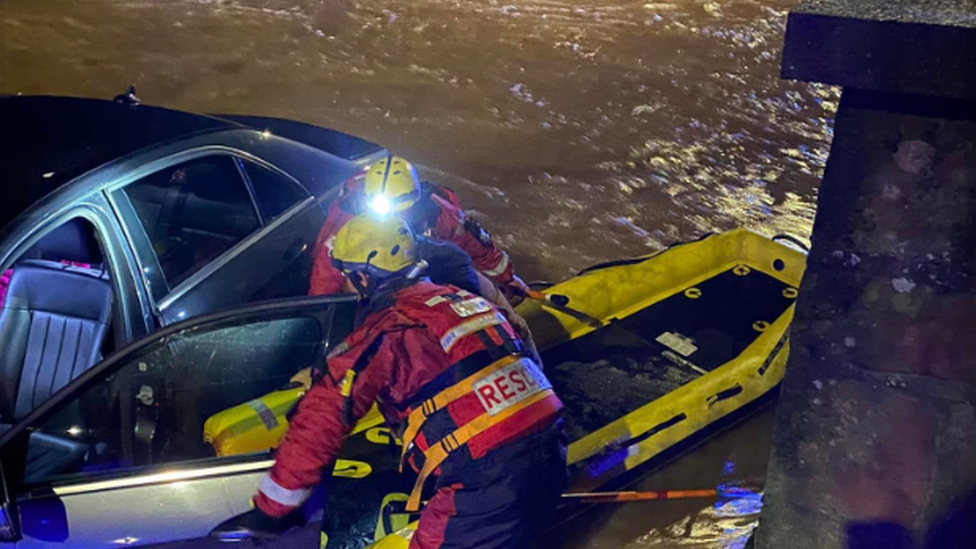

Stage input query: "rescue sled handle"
[
  {"left": 562, "top": 484, "right": 763, "bottom": 503},
  {"left": 526, "top": 290, "right": 570, "bottom": 307}
]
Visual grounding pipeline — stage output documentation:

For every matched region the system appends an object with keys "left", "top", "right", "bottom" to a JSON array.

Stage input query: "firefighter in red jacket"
[
  {"left": 221, "top": 215, "right": 566, "bottom": 548},
  {"left": 308, "top": 155, "right": 531, "bottom": 303}
]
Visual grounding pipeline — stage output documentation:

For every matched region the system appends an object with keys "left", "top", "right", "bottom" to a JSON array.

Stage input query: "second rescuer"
[{"left": 237, "top": 215, "right": 566, "bottom": 549}]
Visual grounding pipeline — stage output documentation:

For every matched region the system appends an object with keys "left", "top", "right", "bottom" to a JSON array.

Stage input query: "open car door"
[{"left": 0, "top": 295, "right": 359, "bottom": 548}]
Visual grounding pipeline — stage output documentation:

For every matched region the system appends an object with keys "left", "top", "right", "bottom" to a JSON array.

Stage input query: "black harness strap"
[{"left": 342, "top": 335, "right": 386, "bottom": 427}]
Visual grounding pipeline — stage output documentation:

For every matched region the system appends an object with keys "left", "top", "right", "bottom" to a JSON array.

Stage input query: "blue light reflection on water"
[
  {"left": 715, "top": 484, "right": 764, "bottom": 549},
  {"left": 723, "top": 459, "right": 736, "bottom": 476}
]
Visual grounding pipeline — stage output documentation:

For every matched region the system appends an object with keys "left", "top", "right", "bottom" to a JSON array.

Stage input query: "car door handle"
[
  {"left": 210, "top": 509, "right": 305, "bottom": 541},
  {"left": 281, "top": 239, "right": 308, "bottom": 264}
]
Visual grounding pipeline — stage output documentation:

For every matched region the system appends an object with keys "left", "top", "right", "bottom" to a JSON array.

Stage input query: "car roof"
[
  {"left": 1, "top": 95, "right": 236, "bottom": 227},
  {"left": 213, "top": 114, "right": 383, "bottom": 161}
]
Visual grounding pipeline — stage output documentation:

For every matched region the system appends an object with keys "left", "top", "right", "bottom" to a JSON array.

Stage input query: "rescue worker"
[
  {"left": 308, "top": 155, "right": 531, "bottom": 303},
  {"left": 218, "top": 215, "right": 566, "bottom": 548}
]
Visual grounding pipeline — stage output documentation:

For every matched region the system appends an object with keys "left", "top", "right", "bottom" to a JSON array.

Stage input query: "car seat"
[
  {"left": 125, "top": 159, "right": 260, "bottom": 287},
  {"left": 0, "top": 219, "right": 113, "bottom": 423}
]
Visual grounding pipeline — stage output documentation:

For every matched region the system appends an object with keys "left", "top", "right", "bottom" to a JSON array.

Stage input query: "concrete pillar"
[{"left": 757, "top": 2, "right": 976, "bottom": 548}]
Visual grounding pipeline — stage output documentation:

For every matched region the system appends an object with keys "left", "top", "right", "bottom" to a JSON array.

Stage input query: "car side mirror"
[
  {"left": 0, "top": 504, "right": 16, "bottom": 542},
  {"left": 0, "top": 466, "right": 21, "bottom": 542}
]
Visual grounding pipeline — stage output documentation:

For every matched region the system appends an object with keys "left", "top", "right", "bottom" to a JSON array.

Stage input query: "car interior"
[
  {"left": 0, "top": 219, "right": 115, "bottom": 476},
  {"left": 123, "top": 158, "right": 261, "bottom": 288}
]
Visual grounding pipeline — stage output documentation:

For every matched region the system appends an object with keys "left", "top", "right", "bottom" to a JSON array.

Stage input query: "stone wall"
[{"left": 758, "top": 89, "right": 976, "bottom": 549}]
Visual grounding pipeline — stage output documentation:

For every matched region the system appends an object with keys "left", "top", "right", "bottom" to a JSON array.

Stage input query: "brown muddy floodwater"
[
  {"left": 0, "top": 0, "right": 835, "bottom": 281},
  {"left": 2, "top": 1, "right": 832, "bottom": 547}
]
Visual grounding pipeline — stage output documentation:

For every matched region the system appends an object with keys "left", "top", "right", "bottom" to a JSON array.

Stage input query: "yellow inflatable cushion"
[
  {"left": 204, "top": 386, "right": 305, "bottom": 457},
  {"left": 204, "top": 385, "right": 389, "bottom": 457}
]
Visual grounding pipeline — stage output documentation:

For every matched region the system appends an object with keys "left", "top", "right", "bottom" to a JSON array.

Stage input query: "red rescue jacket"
[{"left": 255, "top": 281, "right": 561, "bottom": 517}]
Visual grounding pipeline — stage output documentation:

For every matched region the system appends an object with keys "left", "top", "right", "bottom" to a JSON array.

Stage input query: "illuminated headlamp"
[{"left": 369, "top": 195, "right": 392, "bottom": 216}]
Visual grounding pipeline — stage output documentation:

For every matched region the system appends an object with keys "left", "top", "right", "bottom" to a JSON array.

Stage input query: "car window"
[
  {"left": 22, "top": 314, "right": 323, "bottom": 485},
  {"left": 242, "top": 160, "right": 310, "bottom": 221},
  {"left": 119, "top": 156, "right": 261, "bottom": 289}
]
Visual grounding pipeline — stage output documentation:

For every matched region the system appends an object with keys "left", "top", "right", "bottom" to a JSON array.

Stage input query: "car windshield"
[{"left": 0, "top": 96, "right": 232, "bottom": 231}]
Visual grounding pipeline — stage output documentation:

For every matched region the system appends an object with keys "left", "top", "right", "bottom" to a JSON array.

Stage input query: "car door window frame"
[
  {"left": 0, "top": 294, "right": 357, "bottom": 503},
  {"left": 106, "top": 147, "right": 316, "bottom": 317},
  {"left": 234, "top": 155, "right": 313, "bottom": 223}
]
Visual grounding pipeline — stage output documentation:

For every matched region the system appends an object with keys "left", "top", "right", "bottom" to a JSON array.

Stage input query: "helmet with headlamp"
[{"left": 363, "top": 155, "right": 421, "bottom": 216}]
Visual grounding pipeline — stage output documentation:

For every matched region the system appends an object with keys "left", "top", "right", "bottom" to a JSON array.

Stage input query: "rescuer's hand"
[
  {"left": 210, "top": 508, "right": 303, "bottom": 540},
  {"left": 501, "top": 309, "right": 542, "bottom": 365},
  {"left": 501, "top": 275, "right": 530, "bottom": 306},
  {"left": 506, "top": 310, "right": 531, "bottom": 341}
]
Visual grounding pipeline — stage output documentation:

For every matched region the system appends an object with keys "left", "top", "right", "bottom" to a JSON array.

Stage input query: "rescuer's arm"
[
  {"left": 253, "top": 345, "right": 394, "bottom": 518},
  {"left": 474, "top": 270, "right": 541, "bottom": 364},
  {"left": 429, "top": 194, "right": 530, "bottom": 301},
  {"left": 308, "top": 200, "right": 354, "bottom": 296},
  {"left": 308, "top": 172, "right": 364, "bottom": 296}
]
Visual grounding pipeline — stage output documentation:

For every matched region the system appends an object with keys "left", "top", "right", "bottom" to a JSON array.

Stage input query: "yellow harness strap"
[
  {"left": 398, "top": 355, "right": 520, "bottom": 469},
  {"left": 405, "top": 388, "right": 555, "bottom": 512}
]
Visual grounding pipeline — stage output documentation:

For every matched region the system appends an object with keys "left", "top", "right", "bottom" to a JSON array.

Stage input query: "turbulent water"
[
  {"left": 2, "top": 1, "right": 829, "bottom": 546},
  {"left": 1, "top": 0, "right": 834, "bottom": 282}
]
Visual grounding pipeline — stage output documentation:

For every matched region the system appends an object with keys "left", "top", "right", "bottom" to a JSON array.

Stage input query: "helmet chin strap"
[
  {"left": 350, "top": 252, "right": 425, "bottom": 320},
  {"left": 349, "top": 271, "right": 370, "bottom": 296},
  {"left": 354, "top": 270, "right": 421, "bottom": 324},
  {"left": 351, "top": 251, "right": 380, "bottom": 296}
]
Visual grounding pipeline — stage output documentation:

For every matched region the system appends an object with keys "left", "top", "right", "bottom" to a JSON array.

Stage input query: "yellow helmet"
[
  {"left": 363, "top": 155, "right": 421, "bottom": 215},
  {"left": 331, "top": 215, "right": 415, "bottom": 279}
]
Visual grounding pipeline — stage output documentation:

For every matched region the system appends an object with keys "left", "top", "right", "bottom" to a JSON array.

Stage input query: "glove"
[
  {"left": 501, "top": 275, "right": 530, "bottom": 306},
  {"left": 210, "top": 508, "right": 304, "bottom": 541},
  {"left": 507, "top": 311, "right": 543, "bottom": 365}
]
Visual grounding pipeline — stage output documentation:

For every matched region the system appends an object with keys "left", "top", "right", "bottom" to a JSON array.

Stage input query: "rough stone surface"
[
  {"left": 782, "top": 1, "right": 976, "bottom": 100},
  {"left": 793, "top": 0, "right": 976, "bottom": 27},
  {"left": 757, "top": 88, "right": 976, "bottom": 549}
]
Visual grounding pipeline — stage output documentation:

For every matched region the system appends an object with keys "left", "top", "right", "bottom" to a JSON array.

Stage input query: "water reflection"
[{"left": 546, "top": 405, "right": 776, "bottom": 549}]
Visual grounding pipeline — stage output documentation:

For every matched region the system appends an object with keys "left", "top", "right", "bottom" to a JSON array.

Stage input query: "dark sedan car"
[
  {"left": 0, "top": 95, "right": 390, "bottom": 546},
  {"left": 1, "top": 94, "right": 387, "bottom": 415}
]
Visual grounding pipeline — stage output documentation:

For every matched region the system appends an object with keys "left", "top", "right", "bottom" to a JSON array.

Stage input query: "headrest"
[
  {"left": 23, "top": 219, "right": 103, "bottom": 265},
  {"left": 15, "top": 260, "right": 110, "bottom": 281},
  {"left": 2, "top": 264, "right": 112, "bottom": 324},
  {"left": 180, "top": 163, "right": 229, "bottom": 200}
]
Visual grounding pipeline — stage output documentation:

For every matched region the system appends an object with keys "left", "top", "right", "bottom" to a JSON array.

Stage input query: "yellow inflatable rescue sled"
[{"left": 363, "top": 228, "right": 807, "bottom": 548}]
